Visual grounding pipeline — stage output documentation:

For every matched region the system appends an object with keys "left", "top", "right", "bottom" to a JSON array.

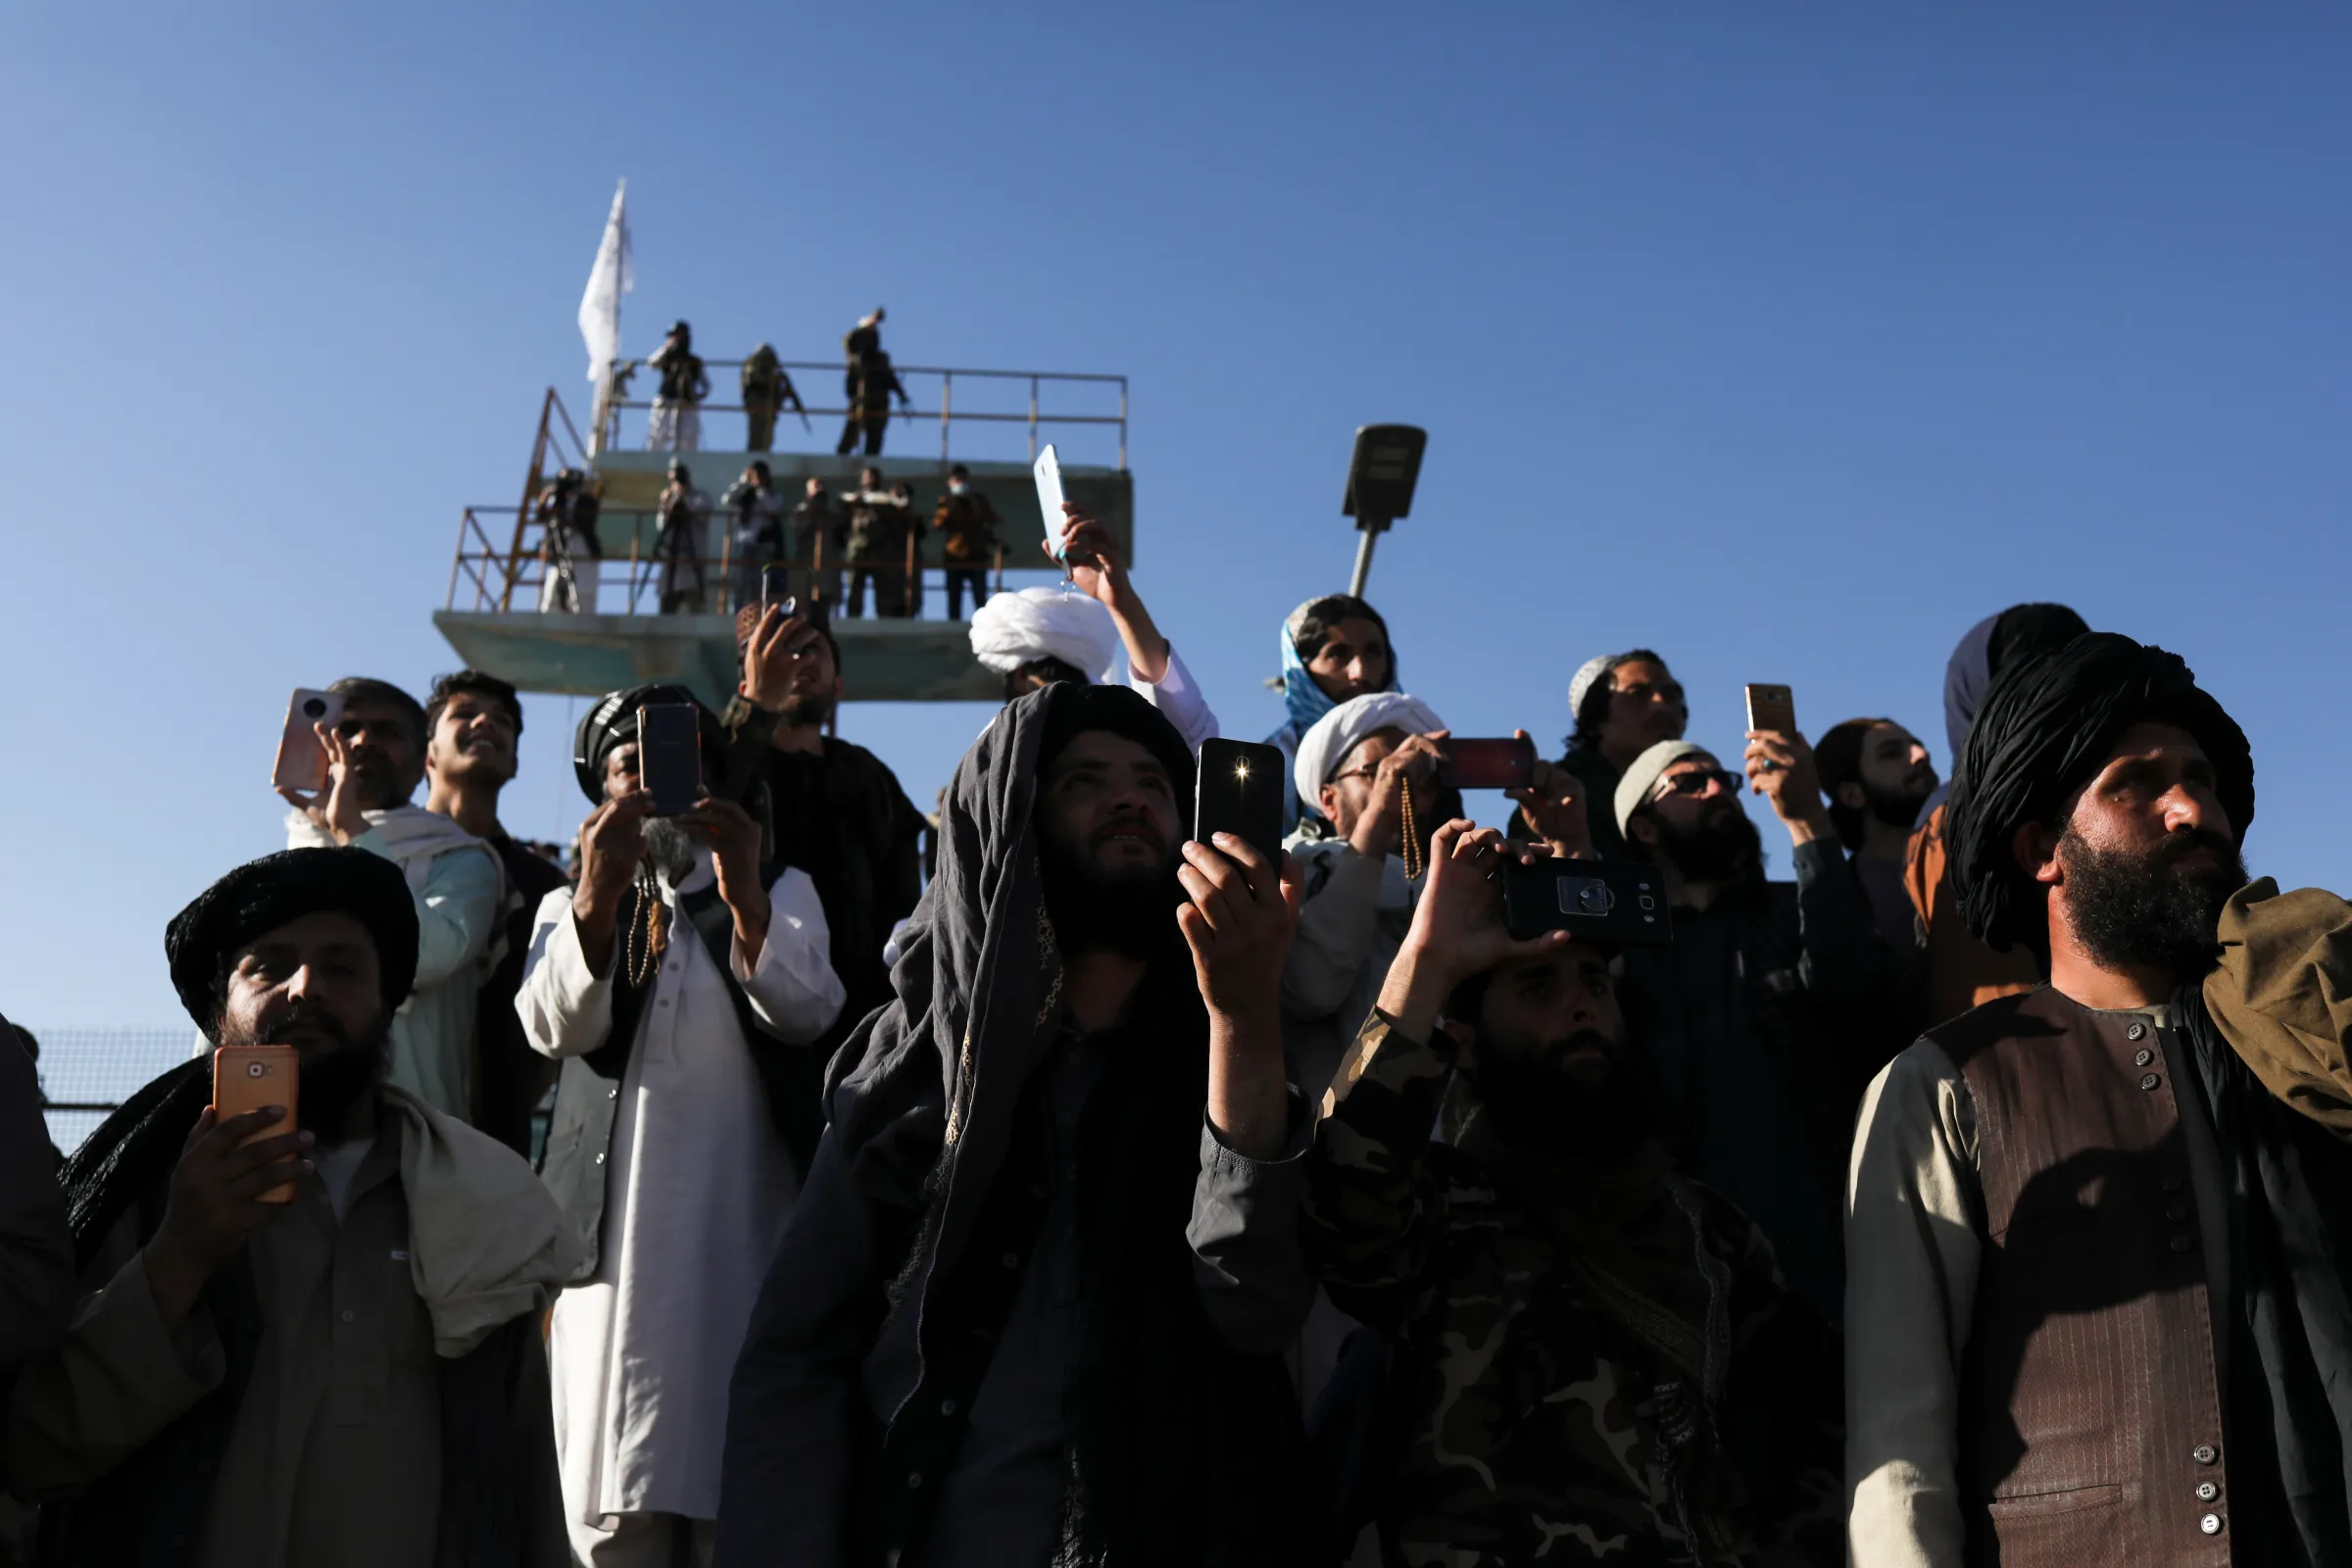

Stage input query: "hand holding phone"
[
  {"left": 271, "top": 689, "right": 344, "bottom": 793},
  {"left": 637, "top": 705, "right": 704, "bottom": 817},
  {"left": 1437, "top": 735, "right": 1537, "bottom": 791},
  {"left": 211, "top": 1045, "right": 301, "bottom": 1203},
  {"left": 1194, "top": 739, "right": 1287, "bottom": 869},
  {"left": 1500, "top": 858, "right": 1673, "bottom": 946}
]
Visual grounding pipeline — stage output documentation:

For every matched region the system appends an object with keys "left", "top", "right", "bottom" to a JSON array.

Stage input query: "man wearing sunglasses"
[{"left": 1607, "top": 736, "right": 1893, "bottom": 1327}]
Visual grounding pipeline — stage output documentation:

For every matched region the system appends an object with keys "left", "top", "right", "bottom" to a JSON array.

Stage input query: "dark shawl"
[
  {"left": 1944, "top": 632, "right": 2254, "bottom": 955},
  {"left": 824, "top": 682, "right": 1306, "bottom": 1565}
]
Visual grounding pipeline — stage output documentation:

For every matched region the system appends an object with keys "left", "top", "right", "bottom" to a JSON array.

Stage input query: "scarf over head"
[
  {"left": 1274, "top": 596, "right": 1398, "bottom": 743},
  {"left": 821, "top": 681, "right": 1304, "bottom": 1563},
  {"left": 165, "top": 848, "right": 420, "bottom": 1038},
  {"left": 1290, "top": 692, "right": 1446, "bottom": 820},
  {"left": 967, "top": 584, "right": 1121, "bottom": 679},
  {"left": 1945, "top": 632, "right": 2253, "bottom": 955}
]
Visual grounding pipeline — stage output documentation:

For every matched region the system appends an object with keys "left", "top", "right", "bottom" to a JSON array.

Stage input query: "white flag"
[{"left": 577, "top": 178, "right": 633, "bottom": 384}]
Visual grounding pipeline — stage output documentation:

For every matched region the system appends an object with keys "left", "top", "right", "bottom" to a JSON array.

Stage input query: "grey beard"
[{"left": 642, "top": 818, "right": 700, "bottom": 884}]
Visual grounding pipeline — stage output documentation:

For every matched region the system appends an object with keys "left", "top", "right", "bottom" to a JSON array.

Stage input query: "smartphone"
[
  {"left": 637, "top": 704, "right": 703, "bottom": 816},
  {"left": 1194, "top": 738, "right": 1287, "bottom": 870},
  {"left": 1501, "top": 858, "right": 1674, "bottom": 947},
  {"left": 1438, "top": 735, "right": 1536, "bottom": 791},
  {"left": 1033, "top": 443, "right": 1067, "bottom": 560},
  {"left": 1744, "top": 684, "right": 1798, "bottom": 736},
  {"left": 760, "top": 563, "right": 794, "bottom": 613},
  {"left": 270, "top": 688, "right": 345, "bottom": 793},
  {"left": 212, "top": 1045, "right": 300, "bottom": 1203}
]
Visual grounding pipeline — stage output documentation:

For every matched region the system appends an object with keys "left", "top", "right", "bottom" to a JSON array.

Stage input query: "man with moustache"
[
  {"left": 1302, "top": 821, "right": 1843, "bottom": 1564},
  {"left": 1846, "top": 634, "right": 2352, "bottom": 1566},
  {"left": 1816, "top": 717, "right": 1939, "bottom": 954},
  {"left": 1267, "top": 594, "right": 1400, "bottom": 834},
  {"left": 1611, "top": 732, "right": 1890, "bottom": 1325},
  {"left": 717, "top": 683, "right": 1316, "bottom": 1566},
  {"left": 279, "top": 676, "right": 504, "bottom": 1124},
  {"left": 521, "top": 687, "right": 846, "bottom": 1564},
  {"left": 7, "top": 848, "right": 578, "bottom": 1564},
  {"left": 1552, "top": 649, "right": 1691, "bottom": 862}
]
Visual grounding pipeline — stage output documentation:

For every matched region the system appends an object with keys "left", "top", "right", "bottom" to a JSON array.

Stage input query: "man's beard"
[
  {"left": 1038, "top": 815, "right": 1181, "bottom": 961},
  {"left": 1863, "top": 772, "right": 1936, "bottom": 830},
  {"left": 780, "top": 691, "right": 836, "bottom": 729},
  {"left": 2061, "top": 828, "right": 2247, "bottom": 984},
  {"left": 1646, "top": 800, "right": 1762, "bottom": 882},
  {"left": 1466, "top": 1027, "right": 1661, "bottom": 1163},
  {"left": 344, "top": 748, "right": 411, "bottom": 812},
  {"left": 642, "top": 818, "right": 700, "bottom": 885},
  {"left": 229, "top": 1002, "right": 395, "bottom": 1138}
]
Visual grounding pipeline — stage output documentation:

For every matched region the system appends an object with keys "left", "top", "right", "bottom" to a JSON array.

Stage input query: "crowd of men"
[{"left": 1, "top": 506, "right": 2347, "bottom": 1568}]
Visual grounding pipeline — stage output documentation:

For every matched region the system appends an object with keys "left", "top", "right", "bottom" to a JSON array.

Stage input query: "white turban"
[
  {"left": 1293, "top": 692, "right": 1447, "bottom": 817},
  {"left": 968, "top": 586, "right": 1123, "bottom": 679}
]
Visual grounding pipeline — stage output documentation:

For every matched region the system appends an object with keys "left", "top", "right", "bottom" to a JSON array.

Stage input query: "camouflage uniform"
[{"left": 1301, "top": 1013, "right": 1845, "bottom": 1566}]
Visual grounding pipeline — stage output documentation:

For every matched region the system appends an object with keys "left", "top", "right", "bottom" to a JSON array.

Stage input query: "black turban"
[
  {"left": 1947, "top": 632, "right": 2254, "bottom": 954},
  {"left": 165, "top": 848, "right": 420, "bottom": 1036},
  {"left": 570, "top": 683, "right": 723, "bottom": 805},
  {"left": 1036, "top": 681, "right": 1198, "bottom": 823}
]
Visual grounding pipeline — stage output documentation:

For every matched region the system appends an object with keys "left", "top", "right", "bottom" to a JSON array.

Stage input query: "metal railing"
[
  {"left": 24, "top": 1027, "right": 197, "bottom": 1156},
  {"left": 594, "top": 358, "right": 1128, "bottom": 469},
  {"left": 447, "top": 503, "right": 1029, "bottom": 619}
]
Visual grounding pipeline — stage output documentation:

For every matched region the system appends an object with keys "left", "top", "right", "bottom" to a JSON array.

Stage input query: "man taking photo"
[{"left": 1300, "top": 819, "right": 1842, "bottom": 1564}]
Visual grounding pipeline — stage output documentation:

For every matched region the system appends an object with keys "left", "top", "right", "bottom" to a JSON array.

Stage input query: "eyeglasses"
[{"left": 1650, "top": 766, "right": 1742, "bottom": 801}]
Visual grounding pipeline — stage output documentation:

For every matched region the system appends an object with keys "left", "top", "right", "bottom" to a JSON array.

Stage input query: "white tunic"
[{"left": 516, "top": 854, "right": 845, "bottom": 1526}]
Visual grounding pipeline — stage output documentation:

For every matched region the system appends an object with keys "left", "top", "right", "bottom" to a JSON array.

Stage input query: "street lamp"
[{"left": 1342, "top": 424, "right": 1427, "bottom": 599}]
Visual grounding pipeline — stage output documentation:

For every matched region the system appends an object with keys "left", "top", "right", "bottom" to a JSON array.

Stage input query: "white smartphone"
[
  {"left": 1033, "top": 444, "right": 1066, "bottom": 561},
  {"left": 271, "top": 688, "right": 345, "bottom": 793}
]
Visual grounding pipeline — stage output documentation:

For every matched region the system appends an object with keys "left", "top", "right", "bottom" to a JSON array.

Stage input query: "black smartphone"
[
  {"left": 760, "top": 564, "right": 794, "bottom": 613},
  {"left": 1438, "top": 735, "right": 1536, "bottom": 790},
  {"left": 1501, "top": 858, "right": 1674, "bottom": 947},
  {"left": 1194, "top": 738, "right": 1286, "bottom": 869},
  {"left": 637, "top": 704, "right": 703, "bottom": 817}
]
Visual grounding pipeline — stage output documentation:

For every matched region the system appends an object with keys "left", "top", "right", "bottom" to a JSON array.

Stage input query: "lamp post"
[{"left": 1343, "top": 424, "right": 1427, "bottom": 599}]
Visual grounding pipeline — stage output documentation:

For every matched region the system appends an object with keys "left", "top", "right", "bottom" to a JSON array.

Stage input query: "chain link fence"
[{"left": 20, "top": 1027, "right": 197, "bottom": 1156}]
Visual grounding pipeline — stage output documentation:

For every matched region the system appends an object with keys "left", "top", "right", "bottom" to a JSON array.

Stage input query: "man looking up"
[
  {"left": 1847, "top": 634, "right": 2352, "bottom": 1566},
  {"left": 1552, "top": 650, "right": 1688, "bottom": 862},
  {"left": 522, "top": 687, "right": 846, "bottom": 1565},
  {"left": 279, "top": 675, "right": 504, "bottom": 1125},
  {"left": 420, "top": 669, "right": 570, "bottom": 1158},
  {"left": 931, "top": 463, "right": 999, "bottom": 619},
  {"left": 1280, "top": 692, "right": 1451, "bottom": 1103},
  {"left": 1610, "top": 731, "right": 1889, "bottom": 1324},
  {"left": 718, "top": 684, "right": 1316, "bottom": 1566},
  {"left": 1815, "top": 716, "right": 1939, "bottom": 954},
  {"left": 1266, "top": 594, "right": 1397, "bottom": 833},
  {"left": 729, "top": 609, "right": 927, "bottom": 1056},
  {"left": 1301, "top": 820, "right": 1843, "bottom": 1563},
  {"left": 8, "top": 848, "right": 579, "bottom": 1563}
]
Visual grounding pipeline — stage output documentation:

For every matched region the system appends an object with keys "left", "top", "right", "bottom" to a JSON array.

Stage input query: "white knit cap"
[
  {"left": 967, "top": 586, "right": 1122, "bottom": 679},
  {"left": 1614, "top": 740, "right": 1713, "bottom": 836},
  {"left": 1567, "top": 654, "right": 1621, "bottom": 728},
  {"left": 1293, "top": 692, "right": 1448, "bottom": 816}
]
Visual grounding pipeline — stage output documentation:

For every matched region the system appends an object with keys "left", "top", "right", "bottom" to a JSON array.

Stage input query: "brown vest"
[{"left": 1930, "top": 986, "right": 2233, "bottom": 1566}]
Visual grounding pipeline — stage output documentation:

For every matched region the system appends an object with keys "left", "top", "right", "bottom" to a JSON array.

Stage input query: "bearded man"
[
  {"left": 1610, "top": 735, "right": 1893, "bottom": 1326},
  {"left": 716, "top": 684, "right": 1317, "bottom": 1566},
  {"left": 6, "top": 849, "right": 578, "bottom": 1565},
  {"left": 1302, "top": 820, "right": 1843, "bottom": 1563},
  {"left": 1815, "top": 715, "right": 1940, "bottom": 954},
  {"left": 1846, "top": 633, "right": 2352, "bottom": 1566}
]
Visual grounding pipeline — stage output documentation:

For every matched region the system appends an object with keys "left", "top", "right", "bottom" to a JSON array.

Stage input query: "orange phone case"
[
  {"left": 211, "top": 1046, "right": 300, "bottom": 1203},
  {"left": 1744, "top": 684, "right": 1798, "bottom": 736}
]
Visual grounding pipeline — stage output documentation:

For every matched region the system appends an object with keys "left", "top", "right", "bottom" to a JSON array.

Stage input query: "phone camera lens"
[
  {"left": 247, "top": 1062, "right": 266, "bottom": 1078},
  {"left": 302, "top": 699, "right": 326, "bottom": 719},
  {"left": 1578, "top": 884, "right": 1611, "bottom": 914}
]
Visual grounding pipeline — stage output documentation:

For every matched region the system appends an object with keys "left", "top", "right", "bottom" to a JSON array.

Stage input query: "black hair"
[
  {"left": 1004, "top": 657, "right": 1088, "bottom": 702},
  {"left": 1568, "top": 649, "right": 1672, "bottom": 753},
  {"left": 424, "top": 669, "right": 524, "bottom": 740},
  {"left": 751, "top": 461, "right": 771, "bottom": 481},
  {"left": 1291, "top": 595, "right": 1390, "bottom": 663},
  {"left": 949, "top": 463, "right": 970, "bottom": 478},
  {"left": 1814, "top": 716, "right": 1893, "bottom": 853},
  {"left": 326, "top": 677, "right": 428, "bottom": 751},
  {"left": 1988, "top": 604, "right": 2090, "bottom": 684}
]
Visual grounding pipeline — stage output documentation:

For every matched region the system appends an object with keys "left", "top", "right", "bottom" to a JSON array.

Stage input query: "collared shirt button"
[
  {"left": 2200, "top": 1513, "right": 2224, "bottom": 1535},
  {"left": 2166, "top": 1200, "right": 2191, "bottom": 1222},
  {"left": 2134, "top": 1048, "right": 2155, "bottom": 1067},
  {"left": 2127, "top": 1021, "right": 2148, "bottom": 1041},
  {"left": 658, "top": 999, "right": 670, "bottom": 1008},
  {"left": 1001, "top": 1251, "right": 1019, "bottom": 1270},
  {"left": 594, "top": 1152, "right": 606, "bottom": 1165},
  {"left": 2140, "top": 1073, "right": 2162, "bottom": 1091},
  {"left": 340, "top": 1308, "right": 356, "bottom": 1323},
  {"left": 2197, "top": 1482, "right": 2219, "bottom": 1502},
  {"left": 2193, "top": 1444, "right": 2219, "bottom": 1464},
  {"left": 940, "top": 1397, "right": 957, "bottom": 1415},
  {"left": 2164, "top": 1175, "right": 2187, "bottom": 1194},
  {"left": 2170, "top": 1234, "right": 2195, "bottom": 1252},
  {"left": 906, "top": 1471, "right": 924, "bottom": 1490},
  {"left": 608, "top": 1087, "right": 619, "bottom": 1101}
]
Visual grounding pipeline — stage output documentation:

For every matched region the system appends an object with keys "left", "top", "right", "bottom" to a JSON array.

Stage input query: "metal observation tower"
[{"left": 433, "top": 352, "right": 1134, "bottom": 706}]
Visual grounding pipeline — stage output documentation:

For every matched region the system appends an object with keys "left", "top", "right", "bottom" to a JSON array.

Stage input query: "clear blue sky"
[{"left": 3, "top": 4, "right": 2345, "bottom": 1034}]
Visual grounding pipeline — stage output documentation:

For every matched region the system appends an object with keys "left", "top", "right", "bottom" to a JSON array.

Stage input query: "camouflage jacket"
[{"left": 1301, "top": 1013, "right": 1845, "bottom": 1566}]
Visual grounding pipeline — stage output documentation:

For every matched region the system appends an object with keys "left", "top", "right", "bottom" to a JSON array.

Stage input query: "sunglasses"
[{"left": 1651, "top": 766, "right": 1743, "bottom": 801}]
